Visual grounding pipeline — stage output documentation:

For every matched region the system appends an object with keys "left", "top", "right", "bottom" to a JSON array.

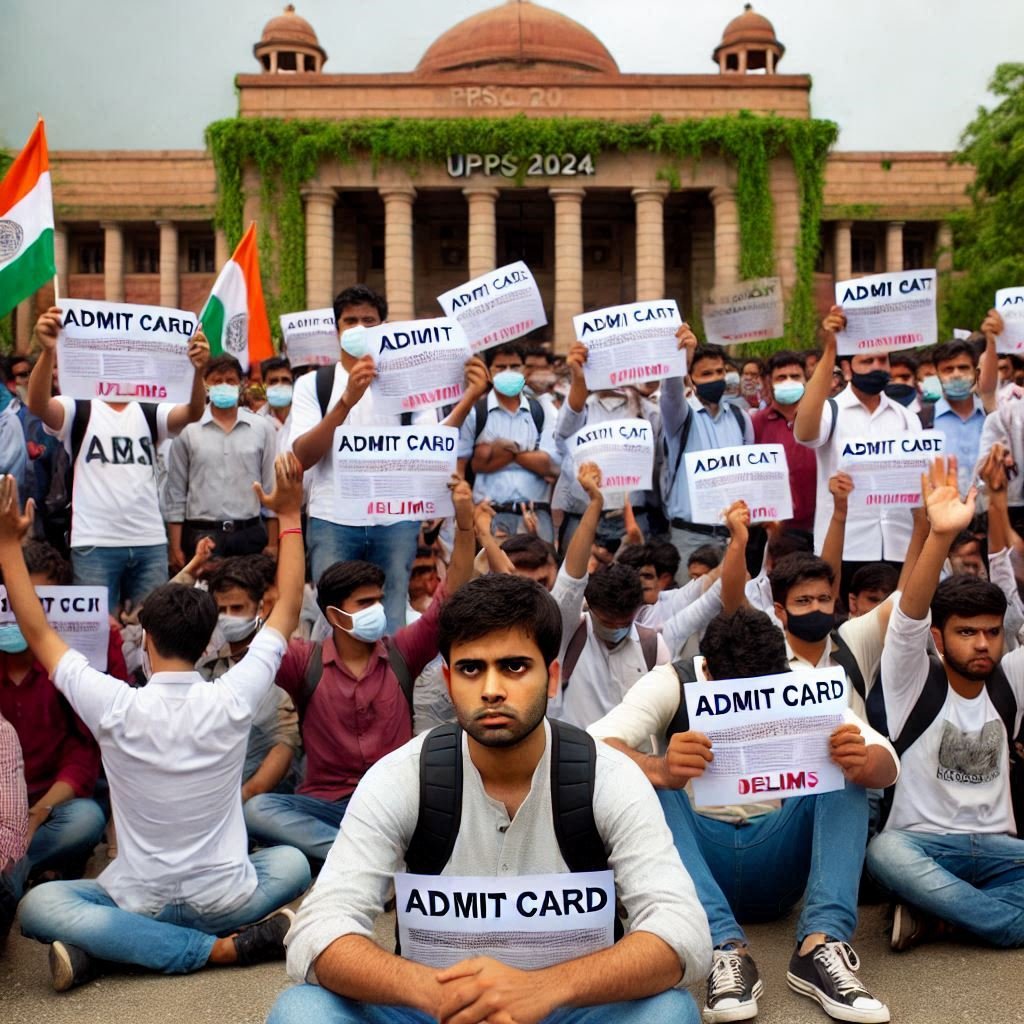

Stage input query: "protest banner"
[
  {"left": 837, "top": 430, "right": 944, "bottom": 508},
  {"left": 57, "top": 299, "right": 196, "bottom": 403},
  {"left": 684, "top": 444, "right": 792, "bottom": 525},
  {"left": 279, "top": 308, "right": 338, "bottom": 367},
  {"left": 567, "top": 418, "right": 654, "bottom": 495},
  {"left": 364, "top": 318, "right": 471, "bottom": 416},
  {"left": 995, "top": 287, "right": 1024, "bottom": 353},
  {"left": 437, "top": 261, "right": 547, "bottom": 354},
  {"left": 684, "top": 667, "right": 846, "bottom": 806},
  {"left": 0, "top": 585, "right": 108, "bottom": 670},
  {"left": 395, "top": 870, "right": 615, "bottom": 970},
  {"left": 573, "top": 301, "right": 684, "bottom": 390},
  {"left": 834, "top": 269, "right": 936, "bottom": 355},
  {"left": 702, "top": 277, "right": 784, "bottom": 346},
  {"left": 333, "top": 425, "right": 458, "bottom": 525}
]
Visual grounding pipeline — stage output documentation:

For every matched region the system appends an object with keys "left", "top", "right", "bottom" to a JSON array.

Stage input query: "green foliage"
[
  {"left": 943, "top": 64, "right": 1024, "bottom": 335},
  {"left": 0, "top": 313, "right": 12, "bottom": 354},
  {"left": 205, "top": 113, "right": 837, "bottom": 346}
]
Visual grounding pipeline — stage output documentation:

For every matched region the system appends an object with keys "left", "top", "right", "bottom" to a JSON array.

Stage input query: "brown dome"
[
  {"left": 417, "top": 1, "right": 618, "bottom": 75},
  {"left": 714, "top": 4, "right": 784, "bottom": 63},
  {"left": 254, "top": 5, "right": 326, "bottom": 70}
]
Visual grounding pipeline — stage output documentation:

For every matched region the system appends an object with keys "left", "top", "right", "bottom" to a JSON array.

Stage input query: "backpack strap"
[
  {"left": 549, "top": 720, "right": 607, "bottom": 873},
  {"left": 891, "top": 655, "right": 950, "bottom": 758},
  {"left": 139, "top": 402, "right": 160, "bottom": 445},
  {"left": 300, "top": 641, "right": 324, "bottom": 716},
  {"left": 405, "top": 723, "right": 464, "bottom": 875},
  {"left": 985, "top": 667, "right": 1019, "bottom": 749},
  {"left": 825, "top": 397, "right": 839, "bottom": 446},
  {"left": 560, "top": 620, "right": 589, "bottom": 688},
  {"left": 917, "top": 403, "right": 935, "bottom": 430},
  {"left": 386, "top": 639, "right": 414, "bottom": 709},
  {"left": 829, "top": 630, "right": 867, "bottom": 704},
  {"left": 665, "top": 659, "right": 698, "bottom": 741},
  {"left": 636, "top": 624, "right": 659, "bottom": 672},
  {"left": 664, "top": 407, "right": 695, "bottom": 504},
  {"left": 315, "top": 365, "right": 335, "bottom": 417},
  {"left": 471, "top": 396, "right": 490, "bottom": 443},
  {"left": 730, "top": 403, "right": 749, "bottom": 441},
  {"left": 69, "top": 400, "right": 92, "bottom": 464},
  {"left": 526, "top": 397, "right": 544, "bottom": 449}
]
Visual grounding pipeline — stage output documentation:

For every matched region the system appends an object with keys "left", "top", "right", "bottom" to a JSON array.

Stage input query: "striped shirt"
[{"left": 0, "top": 712, "right": 28, "bottom": 870}]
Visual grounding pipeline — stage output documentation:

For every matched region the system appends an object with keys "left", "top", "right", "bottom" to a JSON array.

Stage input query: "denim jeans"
[
  {"left": 26, "top": 798, "right": 107, "bottom": 882},
  {"left": 244, "top": 792, "right": 351, "bottom": 868},
  {"left": 669, "top": 526, "right": 727, "bottom": 583},
  {"left": 71, "top": 543, "right": 169, "bottom": 609},
  {"left": 18, "top": 845, "right": 311, "bottom": 974},
  {"left": 491, "top": 509, "right": 554, "bottom": 544},
  {"left": 866, "top": 829, "right": 1024, "bottom": 947},
  {"left": 658, "top": 780, "right": 868, "bottom": 947},
  {"left": 1, "top": 856, "right": 31, "bottom": 942},
  {"left": 267, "top": 985, "right": 699, "bottom": 1024},
  {"left": 307, "top": 518, "right": 420, "bottom": 633}
]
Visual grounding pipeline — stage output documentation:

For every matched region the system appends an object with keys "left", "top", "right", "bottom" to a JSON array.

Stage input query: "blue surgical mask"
[
  {"left": 0, "top": 623, "right": 28, "bottom": 654},
  {"left": 341, "top": 326, "right": 369, "bottom": 358},
  {"left": 492, "top": 370, "right": 526, "bottom": 397},
  {"left": 773, "top": 381, "right": 805, "bottom": 406},
  {"left": 920, "top": 375, "right": 942, "bottom": 403},
  {"left": 330, "top": 602, "right": 388, "bottom": 643},
  {"left": 592, "top": 619, "right": 630, "bottom": 646},
  {"left": 941, "top": 376, "right": 975, "bottom": 401},
  {"left": 265, "top": 384, "right": 293, "bottom": 408},
  {"left": 208, "top": 383, "right": 240, "bottom": 409}
]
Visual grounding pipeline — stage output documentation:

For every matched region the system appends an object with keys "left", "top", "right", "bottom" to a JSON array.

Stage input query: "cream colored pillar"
[
  {"left": 54, "top": 224, "right": 69, "bottom": 300},
  {"left": 380, "top": 187, "right": 416, "bottom": 322},
  {"left": 15, "top": 299, "right": 32, "bottom": 355},
  {"left": 833, "top": 220, "right": 852, "bottom": 283},
  {"left": 302, "top": 185, "right": 336, "bottom": 310},
  {"left": 102, "top": 222, "right": 124, "bottom": 302},
  {"left": 463, "top": 186, "right": 499, "bottom": 279},
  {"left": 886, "top": 221, "right": 905, "bottom": 272},
  {"left": 936, "top": 222, "right": 953, "bottom": 275},
  {"left": 157, "top": 221, "right": 179, "bottom": 307},
  {"left": 632, "top": 185, "right": 669, "bottom": 302},
  {"left": 550, "top": 187, "right": 585, "bottom": 353},
  {"left": 214, "top": 227, "right": 229, "bottom": 269},
  {"left": 710, "top": 187, "right": 740, "bottom": 290}
]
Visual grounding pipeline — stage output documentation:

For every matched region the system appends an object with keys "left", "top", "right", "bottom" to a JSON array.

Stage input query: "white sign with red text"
[
  {"left": 702, "top": 277, "right": 784, "bottom": 346},
  {"left": 995, "top": 287, "right": 1024, "bottom": 353},
  {"left": 834, "top": 269, "right": 937, "bottom": 355},
  {"left": 0, "top": 585, "right": 109, "bottom": 671},
  {"left": 280, "top": 308, "right": 339, "bottom": 367},
  {"left": 684, "top": 444, "right": 792, "bottom": 525},
  {"left": 567, "top": 418, "right": 654, "bottom": 495},
  {"left": 837, "top": 430, "right": 944, "bottom": 508}
]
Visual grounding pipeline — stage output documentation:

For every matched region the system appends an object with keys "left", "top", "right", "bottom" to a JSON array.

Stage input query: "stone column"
[
  {"left": 463, "top": 186, "right": 499, "bottom": 279},
  {"left": 632, "top": 185, "right": 668, "bottom": 302},
  {"left": 15, "top": 300, "right": 32, "bottom": 355},
  {"left": 214, "top": 227, "right": 229, "bottom": 269},
  {"left": 710, "top": 187, "right": 740, "bottom": 290},
  {"left": 380, "top": 187, "right": 417, "bottom": 322},
  {"left": 157, "top": 221, "right": 178, "bottom": 307},
  {"left": 54, "top": 224, "right": 69, "bottom": 300},
  {"left": 101, "top": 222, "right": 124, "bottom": 302},
  {"left": 885, "top": 221, "right": 905, "bottom": 273},
  {"left": 550, "top": 187, "right": 585, "bottom": 353},
  {"left": 833, "top": 220, "right": 852, "bottom": 283},
  {"left": 936, "top": 221, "right": 953, "bottom": 275},
  {"left": 302, "top": 185, "right": 336, "bottom": 310}
]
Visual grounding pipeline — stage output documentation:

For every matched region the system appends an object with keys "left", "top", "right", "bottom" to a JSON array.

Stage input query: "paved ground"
[{"left": 3, "top": 848, "right": 1023, "bottom": 1023}]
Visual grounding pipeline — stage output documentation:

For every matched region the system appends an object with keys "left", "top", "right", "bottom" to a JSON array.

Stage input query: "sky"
[{"left": 1, "top": 0, "right": 1021, "bottom": 154}]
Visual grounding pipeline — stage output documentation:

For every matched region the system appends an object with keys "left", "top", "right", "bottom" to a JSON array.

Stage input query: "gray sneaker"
[
  {"left": 49, "top": 940, "right": 93, "bottom": 992},
  {"left": 703, "top": 947, "right": 763, "bottom": 1023}
]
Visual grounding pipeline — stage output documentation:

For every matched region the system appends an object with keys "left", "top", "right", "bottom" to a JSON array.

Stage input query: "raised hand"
[
  {"left": 577, "top": 460, "right": 603, "bottom": 501},
  {"left": 921, "top": 455, "right": 975, "bottom": 536},
  {"left": 822, "top": 304, "right": 846, "bottom": 338},
  {"left": 462, "top": 355, "right": 489, "bottom": 399},
  {"left": 31, "top": 307, "right": 62, "bottom": 352},
  {"left": 519, "top": 500, "right": 539, "bottom": 535},
  {"left": 0, "top": 476, "right": 33, "bottom": 545},
  {"left": 828, "top": 470, "right": 855, "bottom": 516},
  {"left": 979, "top": 443, "right": 1009, "bottom": 495},
  {"left": 187, "top": 328, "right": 210, "bottom": 371},
  {"left": 675, "top": 322, "right": 698, "bottom": 360},
  {"left": 473, "top": 499, "right": 496, "bottom": 538},
  {"left": 448, "top": 474, "right": 474, "bottom": 531},
  {"left": 341, "top": 354, "right": 376, "bottom": 408},
  {"left": 981, "top": 309, "right": 1004, "bottom": 341},
  {"left": 254, "top": 453, "right": 304, "bottom": 518},
  {"left": 723, "top": 499, "right": 750, "bottom": 545},
  {"left": 566, "top": 341, "right": 588, "bottom": 385}
]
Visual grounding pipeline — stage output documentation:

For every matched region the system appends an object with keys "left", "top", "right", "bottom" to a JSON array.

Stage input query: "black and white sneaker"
[
  {"left": 703, "top": 947, "right": 763, "bottom": 1023},
  {"left": 233, "top": 907, "right": 295, "bottom": 966},
  {"left": 49, "top": 940, "right": 93, "bottom": 992},
  {"left": 786, "top": 940, "right": 889, "bottom": 1023}
]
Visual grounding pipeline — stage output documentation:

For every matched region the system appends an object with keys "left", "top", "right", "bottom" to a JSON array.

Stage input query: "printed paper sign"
[
  {"left": 57, "top": 299, "right": 196, "bottom": 403},
  {"left": 332, "top": 425, "right": 457, "bottom": 525},
  {"left": 365, "top": 318, "right": 471, "bottom": 416},
  {"left": 702, "top": 277, "right": 784, "bottom": 346},
  {"left": 437, "top": 262, "right": 547, "bottom": 353},
  {"left": 837, "top": 430, "right": 944, "bottom": 508},
  {"left": 684, "top": 667, "right": 846, "bottom": 806},
  {"left": 395, "top": 870, "right": 615, "bottom": 970},
  {"left": 574, "top": 301, "right": 684, "bottom": 390},
  {"left": 567, "top": 418, "right": 654, "bottom": 494},
  {"left": 0, "top": 586, "right": 109, "bottom": 671},
  {"left": 995, "top": 288, "right": 1024, "bottom": 353},
  {"left": 684, "top": 444, "right": 792, "bottom": 525},
  {"left": 834, "top": 269, "right": 936, "bottom": 354},
  {"left": 280, "top": 308, "right": 338, "bottom": 367}
]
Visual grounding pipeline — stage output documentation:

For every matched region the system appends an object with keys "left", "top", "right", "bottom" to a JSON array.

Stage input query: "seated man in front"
[
  {"left": 269, "top": 573, "right": 711, "bottom": 1024},
  {"left": 2, "top": 458, "right": 311, "bottom": 991}
]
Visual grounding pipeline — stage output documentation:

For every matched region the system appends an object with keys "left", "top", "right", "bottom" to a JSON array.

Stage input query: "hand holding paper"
[
  {"left": 341, "top": 355, "right": 376, "bottom": 408},
  {"left": 981, "top": 308, "right": 1003, "bottom": 342},
  {"left": 31, "top": 306, "right": 62, "bottom": 351},
  {"left": 187, "top": 330, "right": 210, "bottom": 371},
  {"left": 663, "top": 730, "right": 714, "bottom": 789}
]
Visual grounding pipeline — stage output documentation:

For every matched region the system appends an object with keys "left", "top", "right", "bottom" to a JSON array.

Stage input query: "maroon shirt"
[{"left": 751, "top": 405, "right": 817, "bottom": 531}]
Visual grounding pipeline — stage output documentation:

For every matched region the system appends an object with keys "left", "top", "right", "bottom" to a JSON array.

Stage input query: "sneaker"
[
  {"left": 233, "top": 907, "right": 295, "bottom": 966},
  {"left": 890, "top": 903, "right": 920, "bottom": 951},
  {"left": 49, "top": 941, "right": 92, "bottom": 992},
  {"left": 703, "top": 947, "right": 763, "bottom": 1023},
  {"left": 786, "top": 940, "right": 889, "bottom": 1023}
]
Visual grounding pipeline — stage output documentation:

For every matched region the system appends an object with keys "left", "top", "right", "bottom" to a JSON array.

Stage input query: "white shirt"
[
  {"left": 880, "top": 603, "right": 1024, "bottom": 835},
  {"left": 51, "top": 628, "right": 288, "bottom": 915},
  {"left": 284, "top": 721, "right": 712, "bottom": 987},
  {"left": 48, "top": 397, "right": 175, "bottom": 549},
  {"left": 797, "top": 385, "right": 922, "bottom": 561}
]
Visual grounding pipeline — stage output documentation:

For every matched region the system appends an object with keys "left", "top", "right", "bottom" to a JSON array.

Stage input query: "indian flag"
[
  {"left": 199, "top": 222, "right": 273, "bottom": 372},
  {"left": 0, "top": 120, "right": 56, "bottom": 317}
]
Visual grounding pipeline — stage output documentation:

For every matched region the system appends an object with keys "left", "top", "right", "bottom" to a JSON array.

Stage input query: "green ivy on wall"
[{"left": 205, "top": 113, "right": 838, "bottom": 349}]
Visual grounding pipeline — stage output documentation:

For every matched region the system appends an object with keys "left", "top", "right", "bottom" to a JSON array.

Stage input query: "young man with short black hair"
[
  {"left": 847, "top": 563, "right": 899, "bottom": 618},
  {"left": 929, "top": 339, "right": 986, "bottom": 496},
  {"left": 258, "top": 356, "right": 295, "bottom": 433}
]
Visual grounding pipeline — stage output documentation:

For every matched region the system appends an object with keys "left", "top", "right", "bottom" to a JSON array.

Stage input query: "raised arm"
[
  {"left": 440, "top": 356, "right": 489, "bottom": 430},
  {"left": 978, "top": 309, "right": 1003, "bottom": 414},
  {"left": 821, "top": 471, "right": 853, "bottom": 597},
  {"left": 563, "top": 461, "right": 604, "bottom": 581},
  {"left": 26, "top": 307, "right": 65, "bottom": 431},
  {"left": 565, "top": 341, "right": 590, "bottom": 415},
  {"left": 443, "top": 476, "right": 476, "bottom": 593},
  {"left": 794, "top": 306, "right": 843, "bottom": 443},
  {"left": 719, "top": 500, "right": 750, "bottom": 615},
  {"left": 291, "top": 356, "right": 375, "bottom": 470},
  {"left": 253, "top": 454, "right": 305, "bottom": 639},
  {"left": 662, "top": 324, "right": 698, "bottom": 437},
  {"left": 473, "top": 500, "right": 516, "bottom": 575},
  {"left": 165, "top": 330, "right": 211, "bottom": 435}
]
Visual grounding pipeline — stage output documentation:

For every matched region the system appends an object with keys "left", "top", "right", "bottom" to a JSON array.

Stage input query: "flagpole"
[{"left": 52, "top": 273, "right": 60, "bottom": 305}]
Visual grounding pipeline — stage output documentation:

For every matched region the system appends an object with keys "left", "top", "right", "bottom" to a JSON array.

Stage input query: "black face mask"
[
  {"left": 851, "top": 369, "right": 891, "bottom": 396},
  {"left": 785, "top": 608, "right": 834, "bottom": 644},
  {"left": 884, "top": 382, "right": 917, "bottom": 406},
  {"left": 695, "top": 380, "right": 727, "bottom": 405}
]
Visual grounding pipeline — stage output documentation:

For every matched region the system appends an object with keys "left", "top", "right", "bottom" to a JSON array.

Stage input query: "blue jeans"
[
  {"left": 71, "top": 543, "right": 169, "bottom": 609},
  {"left": 492, "top": 509, "right": 554, "bottom": 544},
  {"left": 26, "top": 798, "right": 106, "bottom": 882},
  {"left": 267, "top": 985, "right": 698, "bottom": 1024},
  {"left": 245, "top": 792, "right": 351, "bottom": 868},
  {"left": 1, "top": 856, "right": 31, "bottom": 941},
  {"left": 866, "top": 829, "right": 1024, "bottom": 947},
  {"left": 18, "top": 845, "right": 311, "bottom": 974},
  {"left": 307, "top": 518, "right": 420, "bottom": 633},
  {"left": 658, "top": 781, "right": 868, "bottom": 946}
]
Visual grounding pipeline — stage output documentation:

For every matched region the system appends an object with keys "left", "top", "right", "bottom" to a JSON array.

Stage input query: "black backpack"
[
  {"left": 315, "top": 364, "right": 413, "bottom": 427},
  {"left": 663, "top": 401, "right": 749, "bottom": 506},
  {"left": 300, "top": 637, "right": 413, "bottom": 716},
  {"left": 561, "top": 620, "right": 659, "bottom": 688}
]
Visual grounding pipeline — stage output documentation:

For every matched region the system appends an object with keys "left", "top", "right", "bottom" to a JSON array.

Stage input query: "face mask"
[
  {"left": 941, "top": 376, "right": 975, "bottom": 401},
  {"left": 851, "top": 369, "right": 890, "bottom": 396},
  {"left": 330, "top": 602, "right": 388, "bottom": 643},
  {"left": 218, "top": 613, "right": 262, "bottom": 644},
  {"left": 340, "top": 325, "right": 369, "bottom": 358},
  {"left": 724, "top": 371, "right": 740, "bottom": 394},
  {"left": 884, "top": 382, "right": 917, "bottom": 406},
  {"left": 785, "top": 608, "right": 834, "bottom": 644},
  {"left": 919, "top": 375, "right": 942, "bottom": 403},
  {"left": 265, "top": 384, "right": 293, "bottom": 408},
  {"left": 597, "top": 394, "right": 627, "bottom": 411},
  {"left": 492, "top": 370, "right": 526, "bottom": 397},
  {"left": 773, "top": 381, "right": 805, "bottom": 406},
  {"left": 0, "top": 623, "right": 28, "bottom": 654},
  {"left": 592, "top": 619, "right": 630, "bottom": 646},
  {"left": 16, "top": 385, "right": 29, "bottom": 404},
  {"left": 695, "top": 379, "right": 727, "bottom": 405},
  {"left": 208, "top": 383, "right": 240, "bottom": 409}
]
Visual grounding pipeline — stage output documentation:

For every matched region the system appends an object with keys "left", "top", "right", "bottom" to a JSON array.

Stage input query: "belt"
[
  {"left": 670, "top": 518, "right": 728, "bottom": 536},
  {"left": 564, "top": 508, "right": 624, "bottom": 521},
  {"left": 184, "top": 516, "right": 262, "bottom": 533},
  {"left": 491, "top": 502, "right": 551, "bottom": 514}
]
